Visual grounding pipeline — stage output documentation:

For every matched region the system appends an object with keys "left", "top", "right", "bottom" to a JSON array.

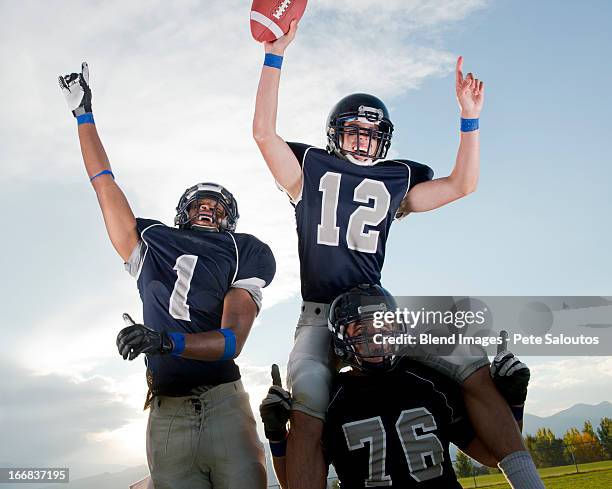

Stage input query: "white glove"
[{"left": 58, "top": 61, "right": 92, "bottom": 117}]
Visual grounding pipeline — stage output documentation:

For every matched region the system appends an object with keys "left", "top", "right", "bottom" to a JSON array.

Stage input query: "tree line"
[{"left": 454, "top": 416, "right": 612, "bottom": 477}]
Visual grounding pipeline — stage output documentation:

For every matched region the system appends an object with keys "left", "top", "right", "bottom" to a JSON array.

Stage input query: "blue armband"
[
  {"left": 511, "top": 405, "right": 525, "bottom": 422},
  {"left": 264, "top": 53, "right": 283, "bottom": 69},
  {"left": 77, "top": 113, "right": 95, "bottom": 125},
  {"left": 219, "top": 328, "right": 237, "bottom": 361},
  {"left": 169, "top": 332, "right": 186, "bottom": 356},
  {"left": 269, "top": 438, "right": 287, "bottom": 457},
  {"left": 460, "top": 117, "right": 479, "bottom": 132},
  {"left": 89, "top": 169, "right": 115, "bottom": 182}
]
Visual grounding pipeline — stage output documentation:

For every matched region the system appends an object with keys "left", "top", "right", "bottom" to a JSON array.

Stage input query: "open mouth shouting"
[{"left": 188, "top": 198, "right": 227, "bottom": 230}]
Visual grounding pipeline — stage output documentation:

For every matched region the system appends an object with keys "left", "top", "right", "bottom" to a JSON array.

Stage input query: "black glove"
[
  {"left": 259, "top": 364, "right": 292, "bottom": 442},
  {"left": 491, "top": 351, "right": 530, "bottom": 406},
  {"left": 116, "top": 313, "right": 175, "bottom": 361}
]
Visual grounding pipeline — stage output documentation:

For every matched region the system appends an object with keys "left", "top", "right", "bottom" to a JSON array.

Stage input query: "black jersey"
[
  {"left": 324, "top": 360, "right": 475, "bottom": 488},
  {"left": 285, "top": 143, "right": 433, "bottom": 303},
  {"left": 125, "top": 218, "right": 275, "bottom": 396}
]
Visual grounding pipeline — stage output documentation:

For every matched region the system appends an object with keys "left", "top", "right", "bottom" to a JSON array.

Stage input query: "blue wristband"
[
  {"left": 269, "top": 438, "right": 287, "bottom": 457},
  {"left": 77, "top": 113, "right": 95, "bottom": 125},
  {"left": 89, "top": 169, "right": 115, "bottom": 182},
  {"left": 460, "top": 117, "right": 479, "bottom": 132},
  {"left": 219, "top": 328, "right": 237, "bottom": 361},
  {"left": 169, "top": 332, "right": 186, "bottom": 356},
  {"left": 511, "top": 405, "right": 525, "bottom": 422},
  {"left": 264, "top": 53, "right": 283, "bottom": 69}
]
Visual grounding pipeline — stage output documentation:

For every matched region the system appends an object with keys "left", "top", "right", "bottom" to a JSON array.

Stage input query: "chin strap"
[
  {"left": 190, "top": 222, "right": 220, "bottom": 232},
  {"left": 343, "top": 153, "right": 377, "bottom": 166},
  {"left": 330, "top": 145, "right": 379, "bottom": 166},
  {"left": 360, "top": 358, "right": 393, "bottom": 372}
]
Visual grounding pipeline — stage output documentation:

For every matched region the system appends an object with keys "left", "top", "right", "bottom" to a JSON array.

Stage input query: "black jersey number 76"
[{"left": 342, "top": 407, "right": 445, "bottom": 486}]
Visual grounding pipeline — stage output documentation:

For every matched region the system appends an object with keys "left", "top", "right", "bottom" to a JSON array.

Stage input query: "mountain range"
[{"left": 523, "top": 401, "right": 612, "bottom": 436}]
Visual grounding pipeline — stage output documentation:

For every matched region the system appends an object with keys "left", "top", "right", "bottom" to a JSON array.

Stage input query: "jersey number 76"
[{"left": 342, "top": 407, "right": 445, "bottom": 486}]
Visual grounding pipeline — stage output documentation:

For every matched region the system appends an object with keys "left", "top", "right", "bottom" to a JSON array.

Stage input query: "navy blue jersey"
[
  {"left": 286, "top": 143, "right": 433, "bottom": 303},
  {"left": 125, "top": 218, "right": 276, "bottom": 396},
  {"left": 324, "top": 360, "right": 474, "bottom": 489}
]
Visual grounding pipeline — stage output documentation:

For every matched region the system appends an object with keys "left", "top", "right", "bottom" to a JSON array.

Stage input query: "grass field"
[{"left": 458, "top": 459, "right": 612, "bottom": 488}]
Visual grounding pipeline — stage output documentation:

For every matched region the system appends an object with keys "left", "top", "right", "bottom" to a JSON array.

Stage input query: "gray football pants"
[{"left": 146, "top": 379, "right": 266, "bottom": 489}]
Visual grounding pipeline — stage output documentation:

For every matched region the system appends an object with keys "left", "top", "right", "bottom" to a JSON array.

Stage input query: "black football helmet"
[
  {"left": 174, "top": 182, "right": 239, "bottom": 232},
  {"left": 326, "top": 93, "right": 394, "bottom": 163},
  {"left": 328, "top": 284, "right": 404, "bottom": 372}
]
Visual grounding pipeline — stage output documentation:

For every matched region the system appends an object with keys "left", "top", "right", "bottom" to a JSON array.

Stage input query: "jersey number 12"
[{"left": 317, "top": 172, "right": 391, "bottom": 254}]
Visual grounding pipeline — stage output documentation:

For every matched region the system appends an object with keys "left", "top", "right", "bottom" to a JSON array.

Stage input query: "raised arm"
[
  {"left": 398, "top": 56, "right": 484, "bottom": 215},
  {"left": 252, "top": 21, "right": 303, "bottom": 201},
  {"left": 59, "top": 62, "right": 138, "bottom": 261}
]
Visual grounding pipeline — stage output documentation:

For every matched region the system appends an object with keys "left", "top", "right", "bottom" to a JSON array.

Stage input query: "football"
[{"left": 250, "top": 0, "right": 308, "bottom": 43}]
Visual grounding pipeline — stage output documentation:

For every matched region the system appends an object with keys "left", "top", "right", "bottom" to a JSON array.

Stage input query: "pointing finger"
[
  {"left": 271, "top": 364, "right": 282, "bottom": 387},
  {"left": 498, "top": 330, "right": 508, "bottom": 354},
  {"left": 456, "top": 56, "right": 464, "bottom": 85},
  {"left": 123, "top": 313, "right": 136, "bottom": 326},
  {"left": 456, "top": 56, "right": 463, "bottom": 75},
  {"left": 81, "top": 61, "right": 89, "bottom": 85}
]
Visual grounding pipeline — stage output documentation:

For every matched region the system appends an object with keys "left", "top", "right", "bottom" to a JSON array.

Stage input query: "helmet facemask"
[
  {"left": 175, "top": 183, "right": 239, "bottom": 232},
  {"left": 344, "top": 317, "right": 402, "bottom": 371},
  {"left": 329, "top": 286, "right": 405, "bottom": 372},
  {"left": 328, "top": 105, "right": 393, "bottom": 165},
  {"left": 187, "top": 197, "right": 227, "bottom": 231}
]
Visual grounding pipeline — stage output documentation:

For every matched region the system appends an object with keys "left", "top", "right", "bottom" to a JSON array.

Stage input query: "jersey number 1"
[
  {"left": 317, "top": 172, "right": 391, "bottom": 254},
  {"left": 169, "top": 254, "right": 198, "bottom": 321}
]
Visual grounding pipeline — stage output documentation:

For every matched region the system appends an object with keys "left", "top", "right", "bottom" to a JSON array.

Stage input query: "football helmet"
[
  {"left": 326, "top": 93, "right": 394, "bottom": 164},
  {"left": 174, "top": 182, "right": 239, "bottom": 232},
  {"left": 328, "top": 284, "right": 404, "bottom": 371}
]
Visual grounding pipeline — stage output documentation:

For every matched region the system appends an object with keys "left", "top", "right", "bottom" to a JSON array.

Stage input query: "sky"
[{"left": 1, "top": 0, "right": 611, "bottom": 480}]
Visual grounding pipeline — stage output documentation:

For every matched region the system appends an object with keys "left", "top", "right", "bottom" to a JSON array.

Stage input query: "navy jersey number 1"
[{"left": 169, "top": 254, "right": 198, "bottom": 321}]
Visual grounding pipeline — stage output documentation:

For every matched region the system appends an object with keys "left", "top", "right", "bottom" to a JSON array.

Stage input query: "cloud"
[
  {"left": 0, "top": 355, "right": 275, "bottom": 470},
  {"left": 9, "top": 279, "right": 141, "bottom": 376},
  {"left": 0, "top": 359, "right": 139, "bottom": 465},
  {"left": 527, "top": 357, "right": 612, "bottom": 416}
]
